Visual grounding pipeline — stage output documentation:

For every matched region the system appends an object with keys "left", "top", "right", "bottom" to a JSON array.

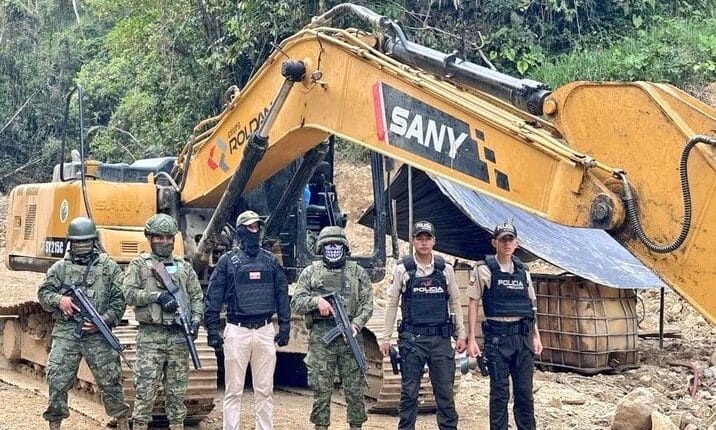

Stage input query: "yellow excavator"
[{"left": 2, "top": 2, "right": 715, "bottom": 422}]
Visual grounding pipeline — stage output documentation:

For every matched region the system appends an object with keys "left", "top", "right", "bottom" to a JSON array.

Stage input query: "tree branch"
[
  {"left": 0, "top": 90, "right": 38, "bottom": 136},
  {"left": 72, "top": 0, "right": 81, "bottom": 25},
  {"left": 0, "top": 155, "right": 49, "bottom": 182}
]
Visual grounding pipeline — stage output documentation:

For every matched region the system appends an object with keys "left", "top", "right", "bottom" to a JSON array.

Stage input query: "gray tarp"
[{"left": 359, "top": 166, "right": 665, "bottom": 289}]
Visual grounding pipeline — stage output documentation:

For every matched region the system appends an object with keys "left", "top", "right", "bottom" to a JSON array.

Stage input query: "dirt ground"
[
  {"left": 0, "top": 86, "right": 715, "bottom": 429},
  {"left": 0, "top": 367, "right": 487, "bottom": 430}
]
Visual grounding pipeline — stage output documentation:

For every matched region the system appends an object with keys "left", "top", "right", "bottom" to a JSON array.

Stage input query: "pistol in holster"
[{"left": 389, "top": 345, "right": 402, "bottom": 375}]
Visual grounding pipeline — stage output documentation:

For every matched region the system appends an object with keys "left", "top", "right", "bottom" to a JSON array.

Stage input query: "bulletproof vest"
[
  {"left": 400, "top": 255, "right": 449, "bottom": 326},
  {"left": 230, "top": 249, "right": 276, "bottom": 317},
  {"left": 481, "top": 255, "right": 533, "bottom": 318}
]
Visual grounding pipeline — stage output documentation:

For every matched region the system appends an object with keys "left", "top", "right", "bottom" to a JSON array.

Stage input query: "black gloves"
[
  {"left": 207, "top": 332, "right": 224, "bottom": 349},
  {"left": 274, "top": 323, "right": 290, "bottom": 347},
  {"left": 157, "top": 291, "right": 178, "bottom": 313},
  {"left": 191, "top": 322, "right": 200, "bottom": 340}
]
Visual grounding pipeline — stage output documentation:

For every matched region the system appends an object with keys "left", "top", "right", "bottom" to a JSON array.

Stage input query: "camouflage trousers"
[
  {"left": 43, "top": 334, "right": 129, "bottom": 422},
  {"left": 132, "top": 324, "right": 189, "bottom": 425},
  {"left": 304, "top": 325, "right": 367, "bottom": 427}
]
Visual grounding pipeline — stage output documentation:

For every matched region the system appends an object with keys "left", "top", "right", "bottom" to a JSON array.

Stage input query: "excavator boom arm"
[
  {"left": 176, "top": 18, "right": 716, "bottom": 323},
  {"left": 180, "top": 29, "right": 624, "bottom": 228}
]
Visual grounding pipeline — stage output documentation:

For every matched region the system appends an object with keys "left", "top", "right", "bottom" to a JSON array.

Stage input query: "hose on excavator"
[{"left": 618, "top": 135, "right": 716, "bottom": 253}]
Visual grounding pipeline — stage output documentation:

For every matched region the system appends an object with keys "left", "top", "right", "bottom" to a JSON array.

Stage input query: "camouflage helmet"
[
  {"left": 236, "top": 210, "right": 263, "bottom": 228},
  {"left": 144, "top": 213, "right": 178, "bottom": 236},
  {"left": 67, "top": 217, "right": 97, "bottom": 240},
  {"left": 315, "top": 226, "right": 349, "bottom": 253}
]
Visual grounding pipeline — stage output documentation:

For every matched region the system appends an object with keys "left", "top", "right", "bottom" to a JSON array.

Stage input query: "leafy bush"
[{"left": 531, "top": 16, "right": 716, "bottom": 87}]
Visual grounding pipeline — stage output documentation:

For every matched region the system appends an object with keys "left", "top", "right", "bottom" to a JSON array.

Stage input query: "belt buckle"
[{"left": 239, "top": 321, "right": 262, "bottom": 329}]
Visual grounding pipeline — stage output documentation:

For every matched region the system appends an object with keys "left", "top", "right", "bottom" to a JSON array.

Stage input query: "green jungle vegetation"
[{"left": 1, "top": 0, "right": 715, "bottom": 188}]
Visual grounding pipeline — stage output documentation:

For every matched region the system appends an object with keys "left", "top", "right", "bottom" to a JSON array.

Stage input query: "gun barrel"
[
  {"left": 66, "top": 285, "right": 128, "bottom": 360},
  {"left": 151, "top": 263, "right": 202, "bottom": 369},
  {"left": 324, "top": 293, "right": 369, "bottom": 386},
  {"left": 179, "top": 315, "right": 202, "bottom": 369}
]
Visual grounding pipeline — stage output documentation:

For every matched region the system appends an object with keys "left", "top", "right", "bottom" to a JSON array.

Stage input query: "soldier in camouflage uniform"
[
  {"left": 291, "top": 226, "right": 373, "bottom": 430},
  {"left": 37, "top": 217, "right": 129, "bottom": 430},
  {"left": 122, "top": 213, "right": 204, "bottom": 430}
]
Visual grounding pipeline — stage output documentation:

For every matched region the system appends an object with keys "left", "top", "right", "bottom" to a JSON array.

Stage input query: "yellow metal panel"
[
  {"left": 547, "top": 82, "right": 716, "bottom": 324},
  {"left": 4, "top": 179, "right": 158, "bottom": 266},
  {"left": 85, "top": 181, "right": 157, "bottom": 227},
  {"left": 97, "top": 228, "right": 184, "bottom": 264}
]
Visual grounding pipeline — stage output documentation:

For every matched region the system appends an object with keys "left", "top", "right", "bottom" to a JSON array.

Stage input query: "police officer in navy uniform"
[
  {"left": 204, "top": 210, "right": 290, "bottom": 430},
  {"left": 380, "top": 221, "right": 466, "bottom": 430},
  {"left": 466, "top": 221, "right": 543, "bottom": 430}
]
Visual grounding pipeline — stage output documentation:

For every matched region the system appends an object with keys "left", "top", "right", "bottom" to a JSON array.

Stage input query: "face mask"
[
  {"left": 237, "top": 225, "right": 261, "bottom": 256},
  {"left": 322, "top": 243, "right": 346, "bottom": 268},
  {"left": 151, "top": 242, "right": 174, "bottom": 258},
  {"left": 70, "top": 240, "right": 95, "bottom": 263}
]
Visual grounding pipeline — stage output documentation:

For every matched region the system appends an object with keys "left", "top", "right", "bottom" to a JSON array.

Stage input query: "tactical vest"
[
  {"left": 400, "top": 255, "right": 449, "bottom": 326},
  {"left": 134, "top": 253, "right": 190, "bottom": 325},
  {"left": 481, "top": 255, "right": 533, "bottom": 318},
  {"left": 308, "top": 260, "right": 360, "bottom": 321},
  {"left": 56, "top": 253, "right": 111, "bottom": 320},
  {"left": 230, "top": 249, "right": 276, "bottom": 318}
]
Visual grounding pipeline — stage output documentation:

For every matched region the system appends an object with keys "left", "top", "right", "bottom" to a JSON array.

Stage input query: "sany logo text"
[
  {"left": 389, "top": 106, "right": 468, "bottom": 159},
  {"left": 372, "top": 82, "right": 489, "bottom": 182}
]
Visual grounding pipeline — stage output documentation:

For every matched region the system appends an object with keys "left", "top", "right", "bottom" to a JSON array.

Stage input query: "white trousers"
[{"left": 223, "top": 322, "right": 277, "bottom": 430}]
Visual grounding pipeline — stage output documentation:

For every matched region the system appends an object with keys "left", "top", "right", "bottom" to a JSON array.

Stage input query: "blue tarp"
[{"left": 360, "top": 166, "right": 665, "bottom": 289}]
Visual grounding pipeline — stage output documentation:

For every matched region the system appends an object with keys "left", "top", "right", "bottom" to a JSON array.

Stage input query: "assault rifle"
[
  {"left": 151, "top": 262, "right": 202, "bottom": 369},
  {"left": 62, "top": 283, "right": 132, "bottom": 369},
  {"left": 321, "top": 292, "right": 369, "bottom": 386}
]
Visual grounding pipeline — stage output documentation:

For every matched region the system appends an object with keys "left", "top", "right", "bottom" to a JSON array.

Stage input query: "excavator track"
[{"left": 0, "top": 303, "right": 217, "bottom": 425}]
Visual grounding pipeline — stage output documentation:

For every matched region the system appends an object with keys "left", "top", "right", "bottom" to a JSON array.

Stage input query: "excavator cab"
[
  {"left": 304, "top": 160, "right": 346, "bottom": 232},
  {"left": 237, "top": 136, "right": 388, "bottom": 284}
]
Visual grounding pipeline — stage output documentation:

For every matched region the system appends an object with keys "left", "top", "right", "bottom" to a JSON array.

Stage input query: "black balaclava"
[
  {"left": 70, "top": 239, "right": 96, "bottom": 265},
  {"left": 238, "top": 225, "right": 261, "bottom": 256}
]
